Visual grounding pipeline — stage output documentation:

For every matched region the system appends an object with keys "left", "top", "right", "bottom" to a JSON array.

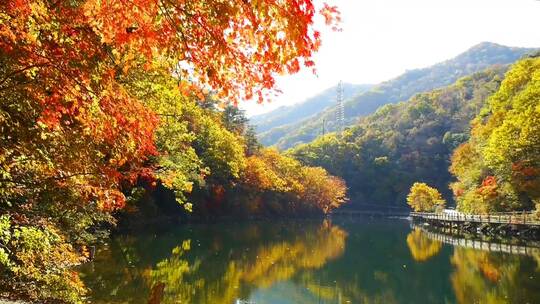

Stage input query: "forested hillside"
[
  {"left": 251, "top": 83, "right": 372, "bottom": 134},
  {"left": 450, "top": 55, "right": 540, "bottom": 214},
  {"left": 289, "top": 66, "right": 507, "bottom": 208},
  {"left": 263, "top": 42, "right": 536, "bottom": 150}
]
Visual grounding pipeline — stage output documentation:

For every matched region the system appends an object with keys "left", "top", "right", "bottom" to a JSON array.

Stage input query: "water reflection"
[
  {"left": 406, "top": 228, "right": 443, "bottom": 262},
  {"left": 79, "top": 219, "right": 540, "bottom": 304},
  {"left": 409, "top": 226, "right": 540, "bottom": 304},
  {"left": 79, "top": 220, "right": 347, "bottom": 303}
]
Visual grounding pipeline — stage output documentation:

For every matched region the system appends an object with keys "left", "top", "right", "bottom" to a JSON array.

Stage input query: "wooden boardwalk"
[{"left": 410, "top": 211, "right": 540, "bottom": 226}]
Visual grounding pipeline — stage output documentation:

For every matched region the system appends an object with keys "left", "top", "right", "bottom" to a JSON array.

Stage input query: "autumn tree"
[
  {"left": 450, "top": 55, "right": 540, "bottom": 213},
  {"left": 237, "top": 148, "right": 347, "bottom": 215},
  {"left": 300, "top": 167, "right": 348, "bottom": 213},
  {"left": 0, "top": 0, "right": 340, "bottom": 301},
  {"left": 406, "top": 182, "right": 446, "bottom": 212}
]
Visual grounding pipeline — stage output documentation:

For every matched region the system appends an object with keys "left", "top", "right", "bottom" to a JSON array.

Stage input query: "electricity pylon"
[{"left": 336, "top": 81, "right": 345, "bottom": 137}]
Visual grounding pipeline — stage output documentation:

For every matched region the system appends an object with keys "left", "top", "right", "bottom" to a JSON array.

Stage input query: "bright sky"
[{"left": 242, "top": 0, "right": 540, "bottom": 116}]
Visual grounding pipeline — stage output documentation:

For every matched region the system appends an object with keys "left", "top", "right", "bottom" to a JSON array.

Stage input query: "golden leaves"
[
  {"left": 406, "top": 182, "right": 446, "bottom": 212},
  {"left": 241, "top": 148, "right": 347, "bottom": 213}
]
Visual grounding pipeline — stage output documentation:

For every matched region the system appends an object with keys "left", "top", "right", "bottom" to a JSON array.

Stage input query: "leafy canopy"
[
  {"left": 450, "top": 55, "right": 540, "bottom": 213},
  {"left": 406, "top": 182, "right": 446, "bottom": 212}
]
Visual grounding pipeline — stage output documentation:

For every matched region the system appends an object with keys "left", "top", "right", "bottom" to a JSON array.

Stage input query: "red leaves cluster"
[
  {"left": 476, "top": 176, "right": 498, "bottom": 198},
  {"left": 512, "top": 162, "right": 539, "bottom": 178},
  {"left": 481, "top": 176, "right": 497, "bottom": 187},
  {"left": 80, "top": 0, "right": 339, "bottom": 103}
]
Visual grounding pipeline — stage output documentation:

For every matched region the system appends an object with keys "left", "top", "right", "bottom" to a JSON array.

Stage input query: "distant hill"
[
  {"left": 251, "top": 83, "right": 373, "bottom": 134},
  {"left": 259, "top": 42, "right": 537, "bottom": 150},
  {"left": 288, "top": 66, "right": 508, "bottom": 207}
]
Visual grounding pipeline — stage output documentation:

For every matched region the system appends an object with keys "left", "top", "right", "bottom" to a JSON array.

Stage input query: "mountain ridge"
[{"left": 258, "top": 42, "right": 538, "bottom": 150}]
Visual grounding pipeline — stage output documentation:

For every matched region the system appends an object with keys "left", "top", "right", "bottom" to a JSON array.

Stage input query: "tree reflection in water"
[
  {"left": 79, "top": 220, "right": 347, "bottom": 304},
  {"left": 407, "top": 227, "right": 540, "bottom": 304},
  {"left": 406, "top": 228, "right": 443, "bottom": 262},
  {"left": 147, "top": 222, "right": 347, "bottom": 303},
  {"left": 80, "top": 220, "right": 540, "bottom": 304},
  {"left": 451, "top": 248, "right": 540, "bottom": 304}
]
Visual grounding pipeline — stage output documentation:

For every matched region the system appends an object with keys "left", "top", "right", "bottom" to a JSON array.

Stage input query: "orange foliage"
[
  {"left": 481, "top": 176, "right": 497, "bottom": 187},
  {"left": 241, "top": 149, "right": 347, "bottom": 214},
  {"left": 476, "top": 176, "right": 498, "bottom": 198},
  {"left": 2, "top": 0, "right": 338, "bottom": 103},
  {"left": 511, "top": 162, "right": 540, "bottom": 195}
]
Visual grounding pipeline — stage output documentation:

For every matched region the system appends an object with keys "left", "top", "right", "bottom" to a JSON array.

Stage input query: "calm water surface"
[{"left": 79, "top": 218, "right": 540, "bottom": 304}]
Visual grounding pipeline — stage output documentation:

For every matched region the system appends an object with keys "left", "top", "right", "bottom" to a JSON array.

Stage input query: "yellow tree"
[{"left": 407, "top": 182, "right": 446, "bottom": 212}]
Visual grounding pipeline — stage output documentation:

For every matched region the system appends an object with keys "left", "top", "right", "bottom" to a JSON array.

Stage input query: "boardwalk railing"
[{"left": 410, "top": 211, "right": 540, "bottom": 226}]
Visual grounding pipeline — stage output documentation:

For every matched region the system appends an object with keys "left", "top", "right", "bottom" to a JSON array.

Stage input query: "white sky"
[{"left": 241, "top": 0, "right": 540, "bottom": 116}]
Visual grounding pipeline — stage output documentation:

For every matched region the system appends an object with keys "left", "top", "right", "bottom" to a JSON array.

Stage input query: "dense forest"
[
  {"left": 450, "top": 56, "right": 540, "bottom": 214},
  {"left": 260, "top": 42, "right": 536, "bottom": 150},
  {"left": 289, "top": 55, "right": 540, "bottom": 214},
  {"left": 0, "top": 1, "right": 347, "bottom": 302},
  {"left": 289, "top": 66, "right": 507, "bottom": 207}
]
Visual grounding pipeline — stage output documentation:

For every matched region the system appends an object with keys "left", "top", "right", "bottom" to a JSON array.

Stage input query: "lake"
[{"left": 78, "top": 217, "right": 540, "bottom": 304}]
